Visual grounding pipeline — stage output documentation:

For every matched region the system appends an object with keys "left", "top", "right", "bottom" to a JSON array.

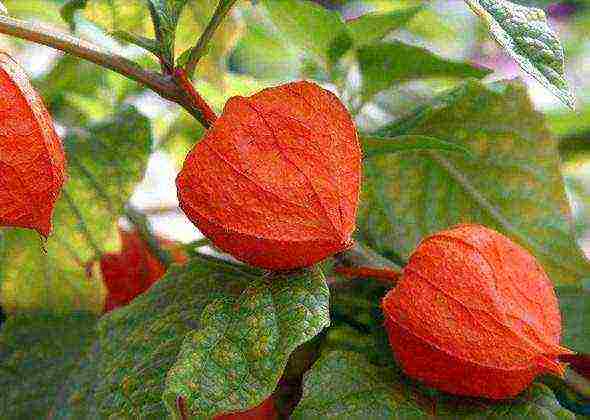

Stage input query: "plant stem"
[
  {"left": 0, "top": 14, "right": 210, "bottom": 128},
  {"left": 174, "top": 68, "right": 217, "bottom": 127},
  {"left": 334, "top": 266, "right": 400, "bottom": 285},
  {"left": 184, "top": 0, "right": 238, "bottom": 78},
  {"left": 124, "top": 206, "right": 173, "bottom": 268},
  {"left": 333, "top": 242, "right": 402, "bottom": 286},
  {"left": 176, "top": 396, "right": 189, "bottom": 420}
]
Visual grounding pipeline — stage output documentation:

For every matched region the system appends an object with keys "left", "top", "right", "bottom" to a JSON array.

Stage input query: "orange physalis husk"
[
  {"left": 176, "top": 81, "right": 361, "bottom": 270},
  {"left": 0, "top": 52, "right": 66, "bottom": 237},
  {"left": 214, "top": 397, "right": 278, "bottom": 420},
  {"left": 382, "top": 224, "right": 574, "bottom": 399},
  {"left": 99, "top": 229, "right": 187, "bottom": 313}
]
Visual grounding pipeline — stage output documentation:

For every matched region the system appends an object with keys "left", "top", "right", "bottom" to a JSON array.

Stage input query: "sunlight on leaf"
[
  {"left": 465, "top": 0, "right": 575, "bottom": 109},
  {"left": 358, "top": 79, "right": 589, "bottom": 284}
]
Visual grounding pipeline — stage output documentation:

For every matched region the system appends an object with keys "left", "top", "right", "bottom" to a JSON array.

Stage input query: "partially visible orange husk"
[
  {"left": 382, "top": 224, "right": 573, "bottom": 399},
  {"left": 0, "top": 52, "right": 66, "bottom": 237},
  {"left": 94, "top": 229, "right": 187, "bottom": 313}
]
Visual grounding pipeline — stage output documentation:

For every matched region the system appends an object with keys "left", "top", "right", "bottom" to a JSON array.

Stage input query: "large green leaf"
[
  {"left": 357, "top": 79, "right": 589, "bottom": 284},
  {"left": 292, "top": 350, "right": 575, "bottom": 419},
  {"left": 346, "top": 6, "right": 425, "bottom": 47},
  {"left": 228, "top": 22, "right": 300, "bottom": 80},
  {"left": 147, "top": 0, "right": 189, "bottom": 66},
  {"left": 92, "top": 256, "right": 255, "bottom": 418},
  {"left": 39, "top": 55, "right": 107, "bottom": 127},
  {"left": 261, "top": 0, "right": 345, "bottom": 66},
  {"left": 557, "top": 284, "right": 590, "bottom": 351},
  {"left": 326, "top": 5, "right": 426, "bottom": 68},
  {"left": 51, "top": 342, "right": 101, "bottom": 419},
  {"left": 465, "top": 0, "right": 575, "bottom": 109},
  {"left": 358, "top": 41, "right": 491, "bottom": 99},
  {"left": 71, "top": 0, "right": 150, "bottom": 37},
  {"left": 362, "top": 135, "right": 471, "bottom": 158},
  {"left": 0, "top": 106, "right": 153, "bottom": 313},
  {"left": 292, "top": 351, "right": 424, "bottom": 419},
  {"left": 164, "top": 266, "right": 330, "bottom": 418},
  {"left": 0, "top": 311, "right": 97, "bottom": 418}
]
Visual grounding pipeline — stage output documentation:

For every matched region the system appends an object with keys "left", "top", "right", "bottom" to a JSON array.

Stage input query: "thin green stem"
[
  {"left": 0, "top": 14, "right": 210, "bottom": 127},
  {"left": 184, "top": 0, "right": 238, "bottom": 77},
  {"left": 124, "top": 206, "right": 173, "bottom": 268}
]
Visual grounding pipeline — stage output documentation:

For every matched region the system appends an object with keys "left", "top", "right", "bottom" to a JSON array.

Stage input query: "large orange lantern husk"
[
  {"left": 176, "top": 81, "right": 361, "bottom": 270},
  {"left": 0, "top": 52, "right": 66, "bottom": 237},
  {"left": 382, "top": 224, "right": 573, "bottom": 399}
]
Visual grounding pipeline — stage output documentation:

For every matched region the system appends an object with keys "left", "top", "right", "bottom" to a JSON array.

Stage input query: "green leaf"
[
  {"left": 358, "top": 79, "right": 590, "bottom": 284},
  {"left": 51, "top": 342, "right": 102, "bottom": 419},
  {"left": 147, "top": 0, "right": 189, "bottom": 66},
  {"left": 261, "top": 0, "right": 346, "bottom": 65},
  {"left": 0, "top": 106, "right": 153, "bottom": 313},
  {"left": 0, "top": 311, "right": 97, "bottom": 418},
  {"left": 60, "top": 0, "right": 87, "bottom": 30},
  {"left": 326, "top": 5, "right": 426, "bottom": 68},
  {"left": 229, "top": 23, "right": 300, "bottom": 80},
  {"left": 293, "top": 351, "right": 575, "bottom": 419},
  {"left": 93, "top": 256, "right": 255, "bottom": 418},
  {"left": 346, "top": 5, "right": 425, "bottom": 47},
  {"left": 39, "top": 54, "right": 108, "bottom": 126},
  {"left": 111, "top": 30, "right": 162, "bottom": 57},
  {"left": 557, "top": 285, "right": 590, "bottom": 351},
  {"left": 292, "top": 351, "right": 424, "bottom": 419},
  {"left": 465, "top": 0, "right": 575, "bottom": 109},
  {"left": 362, "top": 135, "right": 472, "bottom": 158},
  {"left": 164, "top": 266, "right": 330, "bottom": 418},
  {"left": 321, "top": 324, "right": 394, "bottom": 369},
  {"left": 436, "top": 383, "right": 576, "bottom": 418},
  {"left": 358, "top": 41, "right": 491, "bottom": 99}
]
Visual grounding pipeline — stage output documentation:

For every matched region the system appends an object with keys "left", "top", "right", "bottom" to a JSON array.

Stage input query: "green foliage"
[
  {"left": 346, "top": 6, "right": 426, "bottom": 47},
  {"left": 293, "top": 350, "right": 575, "bottom": 419},
  {"left": 110, "top": 30, "right": 162, "bottom": 58},
  {"left": 358, "top": 41, "right": 491, "bottom": 99},
  {"left": 261, "top": 0, "right": 346, "bottom": 66},
  {"left": 0, "top": 106, "right": 153, "bottom": 313},
  {"left": 228, "top": 23, "right": 300, "bottom": 80},
  {"left": 292, "top": 351, "right": 424, "bottom": 419},
  {"left": 465, "top": 0, "right": 575, "bottom": 109},
  {"left": 0, "top": 311, "right": 97, "bottom": 418},
  {"left": 51, "top": 342, "right": 102, "bottom": 419},
  {"left": 362, "top": 135, "right": 472, "bottom": 158},
  {"left": 358, "top": 79, "right": 589, "bottom": 284},
  {"left": 164, "top": 266, "right": 330, "bottom": 418},
  {"left": 39, "top": 55, "right": 107, "bottom": 127},
  {"left": 0, "top": 1, "right": 589, "bottom": 418},
  {"left": 557, "top": 284, "right": 590, "bottom": 351},
  {"left": 90, "top": 256, "right": 254, "bottom": 418},
  {"left": 60, "top": 0, "right": 87, "bottom": 30}
]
